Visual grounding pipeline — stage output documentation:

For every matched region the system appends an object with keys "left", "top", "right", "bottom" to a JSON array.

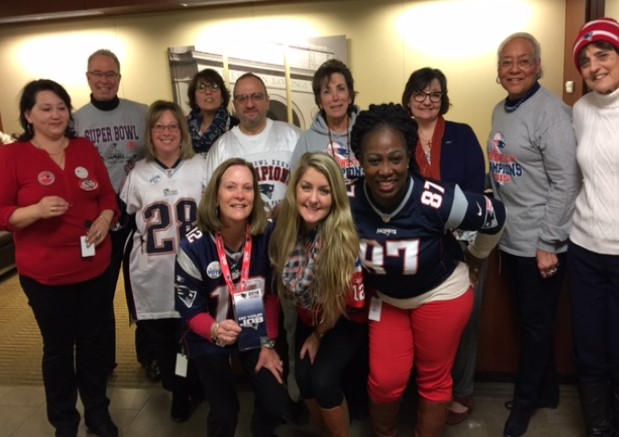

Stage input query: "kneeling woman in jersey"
[
  {"left": 120, "top": 100, "right": 207, "bottom": 422},
  {"left": 349, "top": 103, "right": 506, "bottom": 437},
  {"left": 270, "top": 152, "right": 366, "bottom": 436},
  {"left": 175, "top": 158, "right": 287, "bottom": 437}
]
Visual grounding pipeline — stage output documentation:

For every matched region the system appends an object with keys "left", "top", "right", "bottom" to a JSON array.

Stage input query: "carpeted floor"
[{"left": 0, "top": 271, "right": 152, "bottom": 388}]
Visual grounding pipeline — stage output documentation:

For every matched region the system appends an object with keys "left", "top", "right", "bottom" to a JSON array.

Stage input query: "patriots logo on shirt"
[
  {"left": 176, "top": 284, "right": 197, "bottom": 308},
  {"left": 259, "top": 183, "right": 275, "bottom": 199}
]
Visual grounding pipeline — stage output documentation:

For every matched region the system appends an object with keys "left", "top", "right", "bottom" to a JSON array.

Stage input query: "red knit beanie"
[{"left": 573, "top": 17, "right": 619, "bottom": 70}]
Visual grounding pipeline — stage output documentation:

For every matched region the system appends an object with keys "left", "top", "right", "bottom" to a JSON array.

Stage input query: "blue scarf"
[{"left": 187, "top": 106, "right": 235, "bottom": 154}]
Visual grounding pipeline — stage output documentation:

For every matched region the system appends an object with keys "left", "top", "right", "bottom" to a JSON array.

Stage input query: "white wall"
[{"left": 0, "top": 0, "right": 567, "bottom": 150}]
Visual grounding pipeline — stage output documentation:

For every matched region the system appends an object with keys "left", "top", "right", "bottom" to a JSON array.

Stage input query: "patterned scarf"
[
  {"left": 187, "top": 106, "right": 232, "bottom": 154},
  {"left": 281, "top": 229, "right": 321, "bottom": 309}
]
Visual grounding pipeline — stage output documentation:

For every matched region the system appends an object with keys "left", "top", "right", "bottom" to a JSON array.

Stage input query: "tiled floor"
[{"left": 0, "top": 381, "right": 583, "bottom": 436}]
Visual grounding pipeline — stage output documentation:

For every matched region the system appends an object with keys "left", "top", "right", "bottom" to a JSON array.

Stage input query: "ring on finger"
[{"left": 51, "top": 207, "right": 56, "bottom": 212}]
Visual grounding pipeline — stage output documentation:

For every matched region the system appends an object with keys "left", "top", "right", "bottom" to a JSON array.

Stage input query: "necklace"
[
  {"left": 363, "top": 179, "right": 413, "bottom": 223},
  {"left": 33, "top": 137, "right": 68, "bottom": 168},
  {"left": 327, "top": 116, "right": 352, "bottom": 168},
  {"left": 224, "top": 242, "right": 245, "bottom": 280}
]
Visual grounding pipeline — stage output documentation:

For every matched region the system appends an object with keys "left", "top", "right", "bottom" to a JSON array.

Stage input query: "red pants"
[{"left": 368, "top": 288, "right": 473, "bottom": 403}]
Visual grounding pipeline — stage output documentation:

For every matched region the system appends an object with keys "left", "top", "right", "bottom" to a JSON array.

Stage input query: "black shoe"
[
  {"left": 86, "top": 419, "right": 119, "bottom": 437},
  {"left": 171, "top": 393, "right": 191, "bottom": 423},
  {"left": 504, "top": 408, "right": 533, "bottom": 437},
  {"left": 282, "top": 398, "right": 309, "bottom": 425},
  {"left": 143, "top": 359, "right": 161, "bottom": 382},
  {"left": 504, "top": 398, "right": 559, "bottom": 410}
]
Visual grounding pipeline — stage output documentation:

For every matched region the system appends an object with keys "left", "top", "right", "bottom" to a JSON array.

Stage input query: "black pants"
[
  {"left": 20, "top": 269, "right": 115, "bottom": 434},
  {"left": 568, "top": 241, "right": 619, "bottom": 384},
  {"left": 501, "top": 251, "right": 565, "bottom": 411},
  {"left": 194, "top": 350, "right": 288, "bottom": 437},
  {"left": 137, "top": 318, "right": 193, "bottom": 396},
  {"left": 105, "top": 227, "right": 131, "bottom": 373},
  {"left": 295, "top": 317, "right": 367, "bottom": 409}
]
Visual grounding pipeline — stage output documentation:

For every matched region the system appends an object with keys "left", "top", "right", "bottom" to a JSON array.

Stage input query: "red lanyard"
[{"left": 214, "top": 225, "right": 252, "bottom": 295}]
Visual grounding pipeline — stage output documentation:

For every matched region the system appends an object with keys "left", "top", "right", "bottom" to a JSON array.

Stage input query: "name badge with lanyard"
[{"left": 215, "top": 228, "right": 268, "bottom": 351}]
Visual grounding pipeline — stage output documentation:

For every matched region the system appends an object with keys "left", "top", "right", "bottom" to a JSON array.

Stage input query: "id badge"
[
  {"left": 232, "top": 278, "right": 267, "bottom": 351},
  {"left": 175, "top": 352, "right": 188, "bottom": 377},
  {"left": 80, "top": 235, "right": 95, "bottom": 257},
  {"left": 368, "top": 296, "right": 382, "bottom": 322}
]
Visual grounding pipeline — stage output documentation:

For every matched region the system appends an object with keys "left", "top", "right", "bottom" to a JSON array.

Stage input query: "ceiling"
[{"left": 0, "top": 0, "right": 302, "bottom": 25}]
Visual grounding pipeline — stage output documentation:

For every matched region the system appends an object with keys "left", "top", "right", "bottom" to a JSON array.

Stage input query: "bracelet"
[
  {"left": 312, "top": 329, "right": 325, "bottom": 340},
  {"left": 98, "top": 215, "right": 111, "bottom": 225}
]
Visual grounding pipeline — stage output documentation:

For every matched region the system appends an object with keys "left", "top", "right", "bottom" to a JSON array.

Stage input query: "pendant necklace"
[{"left": 363, "top": 179, "right": 414, "bottom": 223}]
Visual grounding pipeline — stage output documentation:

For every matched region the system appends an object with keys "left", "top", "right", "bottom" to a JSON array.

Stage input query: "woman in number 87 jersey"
[{"left": 348, "top": 103, "right": 506, "bottom": 437}]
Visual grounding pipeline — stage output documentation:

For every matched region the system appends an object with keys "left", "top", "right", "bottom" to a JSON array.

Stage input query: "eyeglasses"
[
  {"left": 153, "top": 124, "right": 180, "bottom": 133},
  {"left": 412, "top": 91, "right": 443, "bottom": 103},
  {"left": 197, "top": 82, "right": 220, "bottom": 93},
  {"left": 498, "top": 57, "right": 537, "bottom": 70},
  {"left": 88, "top": 71, "right": 120, "bottom": 79},
  {"left": 233, "top": 92, "right": 265, "bottom": 104}
]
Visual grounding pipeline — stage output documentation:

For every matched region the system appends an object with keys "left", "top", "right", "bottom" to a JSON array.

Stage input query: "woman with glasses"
[
  {"left": 186, "top": 68, "right": 239, "bottom": 155},
  {"left": 488, "top": 33, "right": 580, "bottom": 437},
  {"left": 570, "top": 18, "right": 619, "bottom": 437},
  {"left": 402, "top": 68, "right": 486, "bottom": 426},
  {"left": 120, "top": 100, "right": 207, "bottom": 423}
]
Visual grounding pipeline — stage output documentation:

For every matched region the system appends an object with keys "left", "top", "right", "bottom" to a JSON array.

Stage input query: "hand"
[
  {"left": 86, "top": 215, "right": 112, "bottom": 246},
  {"left": 536, "top": 249, "right": 559, "bottom": 279},
  {"left": 38, "top": 196, "right": 69, "bottom": 219},
  {"left": 300, "top": 332, "right": 321, "bottom": 364},
  {"left": 255, "top": 347, "right": 284, "bottom": 384},
  {"left": 464, "top": 249, "right": 484, "bottom": 285},
  {"left": 213, "top": 319, "right": 242, "bottom": 346}
]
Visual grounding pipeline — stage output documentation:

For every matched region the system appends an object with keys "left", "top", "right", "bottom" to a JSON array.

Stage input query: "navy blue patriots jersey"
[
  {"left": 174, "top": 222, "right": 274, "bottom": 357},
  {"left": 349, "top": 175, "right": 504, "bottom": 299}
]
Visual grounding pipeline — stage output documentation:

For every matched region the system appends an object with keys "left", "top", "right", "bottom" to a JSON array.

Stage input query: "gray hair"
[
  {"left": 497, "top": 32, "right": 543, "bottom": 79},
  {"left": 87, "top": 49, "right": 121, "bottom": 72}
]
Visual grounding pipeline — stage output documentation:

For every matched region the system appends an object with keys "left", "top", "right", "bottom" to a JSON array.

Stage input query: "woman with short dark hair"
[{"left": 186, "top": 68, "right": 238, "bottom": 155}]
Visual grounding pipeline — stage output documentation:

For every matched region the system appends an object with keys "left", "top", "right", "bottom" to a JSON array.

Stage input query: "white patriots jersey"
[{"left": 120, "top": 155, "right": 207, "bottom": 320}]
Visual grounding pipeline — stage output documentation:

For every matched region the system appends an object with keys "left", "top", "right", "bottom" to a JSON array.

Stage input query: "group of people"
[{"left": 0, "top": 16, "right": 617, "bottom": 437}]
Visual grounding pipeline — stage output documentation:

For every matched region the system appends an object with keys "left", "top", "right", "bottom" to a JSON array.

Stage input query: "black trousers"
[
  {"left": 194, "top": 349, "right": 288, "bottom": 437},
  {"left": 568, "top": 241, "right": 619, "bottom": 384},
  {"left": 500, "top": 250, "right": 565, "bottom": 411},
  {"left": 137, "top": 318, "right": 193, "bottom": 395},
  {"left": 105, "top": 226, "right": 131, "bottom": 373},
  {"left": 20, "top": 268, "right": 115, "bottom": 434},
  {"left": 295, "top": 316, "right": 367, "bottom": 409}
]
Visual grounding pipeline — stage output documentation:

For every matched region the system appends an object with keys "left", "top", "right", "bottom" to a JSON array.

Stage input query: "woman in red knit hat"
[{"left": 570, "top": 17, "right": 619, "bottom": 437}]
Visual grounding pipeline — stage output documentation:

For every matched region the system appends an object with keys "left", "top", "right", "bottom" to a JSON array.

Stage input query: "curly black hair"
[{"left": 350, "top": 103, "right": 419, "bottom": 175}]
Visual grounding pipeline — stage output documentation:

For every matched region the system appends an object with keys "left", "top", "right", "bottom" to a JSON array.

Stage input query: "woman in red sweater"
[{"left": 0, "top": 79, "right": 119, "bottom": 437}]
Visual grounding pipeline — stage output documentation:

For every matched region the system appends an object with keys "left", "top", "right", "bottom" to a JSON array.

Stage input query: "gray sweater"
[{"left": 487, "top": 86, "right": 580, "bottom": 257}]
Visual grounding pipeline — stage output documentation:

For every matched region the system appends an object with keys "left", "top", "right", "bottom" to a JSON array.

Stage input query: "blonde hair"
[
  {"left": 143, "top": 100, "right": 194, "bottom": 162},
  {"left": 198, "top": 158, "right": 268, "bottom": 236},
  {"left": 269, "top": 152, "right": 360, "bottom": 327}
]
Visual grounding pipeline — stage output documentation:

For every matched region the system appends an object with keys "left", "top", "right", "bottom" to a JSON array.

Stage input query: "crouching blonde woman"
[{"left": 270, "top": 152, "right": 367, "bottom": 436}]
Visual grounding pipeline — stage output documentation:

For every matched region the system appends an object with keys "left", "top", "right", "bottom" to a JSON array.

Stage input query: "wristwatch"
[{"left": 261, "top": 338, "right": 276, "bottom": 349}]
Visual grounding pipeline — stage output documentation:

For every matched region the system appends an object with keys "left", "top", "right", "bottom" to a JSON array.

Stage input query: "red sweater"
[{"left": 0, "top": 138, "right": 118, "bottom": 285}]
